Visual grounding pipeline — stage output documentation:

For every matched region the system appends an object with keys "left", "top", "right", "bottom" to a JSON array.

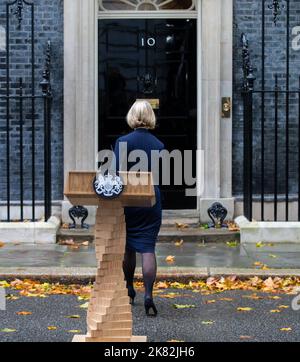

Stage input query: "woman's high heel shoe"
[
  {"left": 128, "top": 287, "right": 136, "bottom": 305},
  {"left": 144, "top": 298, "right": 158, "bottom": 317}
]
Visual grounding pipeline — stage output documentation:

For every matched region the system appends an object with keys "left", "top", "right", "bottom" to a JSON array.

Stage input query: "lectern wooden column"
[{"left": 64, "top": 171, "right": 155, "bottom": 342}]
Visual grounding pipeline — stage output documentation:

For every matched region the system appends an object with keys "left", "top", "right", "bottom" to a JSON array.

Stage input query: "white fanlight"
[{"left": 99, "top": 0, "right": 196, "bottom": 12}]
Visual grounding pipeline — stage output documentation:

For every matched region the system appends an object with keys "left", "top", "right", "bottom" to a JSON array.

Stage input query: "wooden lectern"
[{"left": 64, "top": 171, "right": 155, "bottom": 342}]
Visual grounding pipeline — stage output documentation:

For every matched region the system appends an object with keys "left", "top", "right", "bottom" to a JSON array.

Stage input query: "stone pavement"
[
  {"left": 57, "top": 226, "right": 241, "bottom": 243},
  {"left": 1, "top": 242, "right": 300, "bottom": 281}
]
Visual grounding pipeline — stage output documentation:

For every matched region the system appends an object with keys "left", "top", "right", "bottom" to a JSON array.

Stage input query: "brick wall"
[
  {"left": 0, "top": 0, "right": 63, "bottom": 204},
  {"left": 233, "top": 0, "right": 300, "bottom": 197},
  {"left": 1, "top": 0, "right": 299, "bottom": 206}
]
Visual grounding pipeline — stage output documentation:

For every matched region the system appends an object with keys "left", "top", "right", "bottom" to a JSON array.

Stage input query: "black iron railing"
[
  {"left": 0, "top": 0, "right": 52, "bottom": 222},
  {"left": 241, "top": 0, "right": 300, "bottom": 222}
]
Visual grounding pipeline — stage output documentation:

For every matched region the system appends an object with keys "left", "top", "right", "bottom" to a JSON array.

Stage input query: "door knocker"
[{"left": 138, "top": 73, "right": 157, "bottom": 94}]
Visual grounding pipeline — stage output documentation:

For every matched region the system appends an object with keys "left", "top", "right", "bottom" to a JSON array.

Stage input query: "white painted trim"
[
  {"left": 98, "top": 11, "right": 198, "bottom": 19},
  {"left": 196, "top": 1, "right": 202, "bottom": 211},
  {"left": 94, "top": 0, "right": 99, "bottom": 170}
]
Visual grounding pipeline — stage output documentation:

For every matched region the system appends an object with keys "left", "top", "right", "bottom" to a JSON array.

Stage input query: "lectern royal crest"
[{"left": 64, "top": 171, "right": 156, "bottom": 342}]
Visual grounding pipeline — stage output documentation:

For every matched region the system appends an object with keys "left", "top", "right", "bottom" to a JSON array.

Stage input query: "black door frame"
[{"left": 97, "top": 13, "right": 200, "bottom": 211}]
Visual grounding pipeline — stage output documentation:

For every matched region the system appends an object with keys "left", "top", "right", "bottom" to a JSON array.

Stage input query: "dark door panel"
[{"left": 98, "top": 19, "right": 197, "bottom": 209}]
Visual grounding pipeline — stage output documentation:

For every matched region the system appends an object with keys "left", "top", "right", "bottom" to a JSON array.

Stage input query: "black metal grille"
[
  {"left": 0, "top": 0, "right": 52, "bottom": 222},
  {"left": 242, "top": 0, "right": 300, "bottom": 221}
]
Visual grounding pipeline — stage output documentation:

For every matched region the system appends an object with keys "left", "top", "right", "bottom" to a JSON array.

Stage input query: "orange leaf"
[
  {"left": 175, "top": 223, "right": 188, "bottom": 230},
  {"left": 237, "top": 307, "right": 253, "bottom": 312},
  {"left": 156, "top": 281, "right": 169, "bottom": 289},
  {"left": 159, "top": 293, "right": 179, "bottom": 299},
  {"left": 227, "top": 222, "right": 240, "bottom": 232},
  {"left": 16, "top": 311, "right": 32, "bottom": 316},
  {"left": 268, "top": 296, "right": 281, "bottom": 300},
  {"left": 59, "top": 239, "right": 75, "bottom": 246},
  {"left": 243, "top": 294, "right": 263, "bottom": 300},
  {"left": 174, "top": 239, "right": 184, "bottom": 247},
  {"left": 205, "top": 300, "right": 216, "bottom": 304},
  {"left": 219, "top": 298, "right": 234, "bottom": 301},
  {"left": 278, "top": 305, "right": 289, "bottom": 309},
  {"left": 165, "top": 255, "right": 175, "bottom": 263}
]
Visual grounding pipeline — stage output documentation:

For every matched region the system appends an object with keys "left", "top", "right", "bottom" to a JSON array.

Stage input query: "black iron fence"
[
  {"left": 0, "top": 0, "right": 52, "bottom": 222},
  {"left": 242, "top": 0, "right": 300, "bottom": 221}
]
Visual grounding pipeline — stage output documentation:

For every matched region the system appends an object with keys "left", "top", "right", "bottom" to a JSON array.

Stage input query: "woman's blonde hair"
[{"left": 126, "top": 100, "right": 156, "bottom": 130}]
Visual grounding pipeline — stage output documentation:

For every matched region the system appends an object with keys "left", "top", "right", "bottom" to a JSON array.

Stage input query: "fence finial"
[
  {"left": 268, "top": 0, "right": 285, "bottom": 26},
  {"left": 241, "top": 33, "right": 255, "bottom": 91},
  {"left": 40, "top": 40, "right": 52, "bottom": 96},
  {"left": 12, "top": 0, "right": 24, "bottom": 29}
]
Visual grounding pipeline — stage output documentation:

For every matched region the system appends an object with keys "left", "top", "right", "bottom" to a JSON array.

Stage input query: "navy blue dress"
[{"left": 114, "top": 129, "right": 164, "bottom": 253}]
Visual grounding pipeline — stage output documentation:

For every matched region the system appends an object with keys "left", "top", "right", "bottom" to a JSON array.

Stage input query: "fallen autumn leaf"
[
  {"left": 201, "top": 321, "right": 215, "bottom": 325},
  {"left": 173, "top": 304, "right": 196, "bottom": 309},
  {"left": 237, "top": 307, "right": 253, "bottom": 312},
  {"left": 0, "top": 328, "right": 16, "bottom": 333},
  {"left": 165, "top": 255, "right": 175, "bottom": 263},
  {"left": 68, "top": 330, "right": 82, "bottom": 333}
]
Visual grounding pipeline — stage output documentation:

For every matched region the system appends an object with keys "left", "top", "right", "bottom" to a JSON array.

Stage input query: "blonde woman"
[{"left": 114, "top": 100, "right": 164, "bottom": 317}]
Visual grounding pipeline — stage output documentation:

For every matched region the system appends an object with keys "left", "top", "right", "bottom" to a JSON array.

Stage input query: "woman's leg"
[
  {"left": 141, "top": 252, "right": 157, "bottom": 300},
  {"left": 123, "top": 248, "right": 136, "bottom": 291}
]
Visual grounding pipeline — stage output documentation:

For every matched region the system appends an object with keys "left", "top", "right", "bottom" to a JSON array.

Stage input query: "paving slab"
[
  {"left": 57, "top": 226, "right": 240, "bottom": 244},
  {"left": 0, "top": 266, "right": 208, "bottom": 283},
  {"left": 243, "top": 243, "right": 300, "bottom": 269},
  {"left": 2, "top": 266, "right": 300, "bottom": 283},
  {"left": 1, "top": 242, "right": 300, "bottom": 280},
  {"left": 0, "top": 248, "right": 65, "bottom": 268},
  {"left": 209, "top": 268, "right": 300, "bottom": 278},
  {"left": 244, "top": 243, "right": 300, "bottom": 253},
  {"left": 158, "top": 228, "right": 240, "bottom": 243}
]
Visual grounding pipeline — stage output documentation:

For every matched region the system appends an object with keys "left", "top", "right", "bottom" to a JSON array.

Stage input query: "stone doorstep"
[
  {"left": 235, "top": 216, "right": 300, "bottom": 244},
  {"left": 57, "top": 226, "right": 240, "bottom": 244},
  {"left": 159, "top": 228, "right": 240, "bottom": 243},
  {"left": 0, "top": 216, "right": 61, "bottom": 244},
  {"left": 57, "top": 227, "right": 95, "bottom": 243},
  {"left": 162, "top": 217, "right": 199, "bottom": 227}
]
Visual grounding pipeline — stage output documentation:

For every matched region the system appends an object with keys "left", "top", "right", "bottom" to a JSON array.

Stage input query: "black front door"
[{"left": 98, "top": 19, "right": 197, "bottom": 209}]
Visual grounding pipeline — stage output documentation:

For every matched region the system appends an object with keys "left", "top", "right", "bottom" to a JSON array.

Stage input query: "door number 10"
[{"left": 141, "top": 37, "right": 156, "bottom": 47}]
